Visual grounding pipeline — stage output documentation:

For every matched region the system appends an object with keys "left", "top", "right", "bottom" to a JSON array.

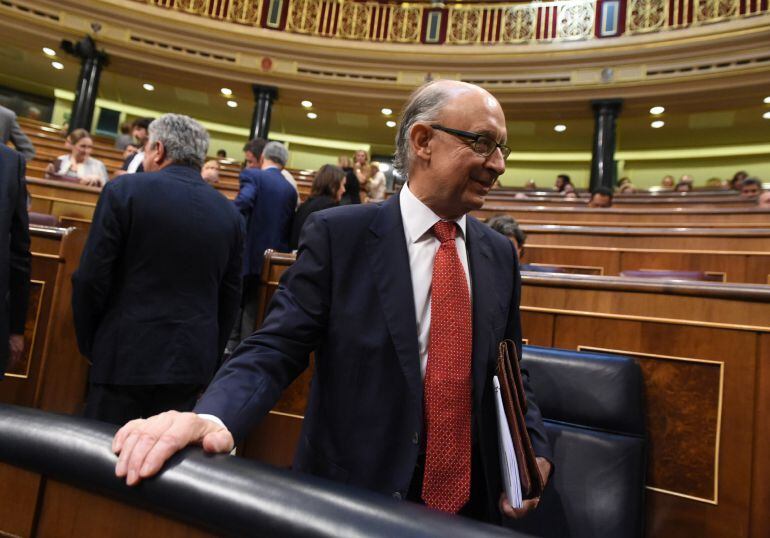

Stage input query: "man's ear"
[
  {"left": 410, "top": 123, "right": 433, "bottom": 164},
  {"left": 153, "top": 141, "right": 166, "bottom": 166}
]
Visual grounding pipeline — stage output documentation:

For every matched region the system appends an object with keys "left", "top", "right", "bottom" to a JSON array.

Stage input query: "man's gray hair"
[
  {"left": 393, "top": 82, "right": 452, "bottom": 178},
  {"left": 148, "top": 114, "right": 209, "bottom": 169},
  {"left": 263, "top": 141, "right": 289, "bottom": 167}
]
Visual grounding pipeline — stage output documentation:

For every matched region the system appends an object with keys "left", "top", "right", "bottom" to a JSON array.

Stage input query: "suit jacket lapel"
[
  {"left": 466, "top": 218, "right": 496, "bottom": 410},
  {"left": 367, "top": 196, "right": 423, "bottom": 404}
]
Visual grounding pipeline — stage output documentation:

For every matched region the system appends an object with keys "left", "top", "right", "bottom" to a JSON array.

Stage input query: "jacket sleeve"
[
  {"left": 216, "top": 215, "right": 244, "bottom": 357},
  {"left": 9, "top": 118, "right": 35, "bottom": 162},
  {"left": 508, "top": 240, "right": 553, "bottom": 463},
  {"left": 233, "top": 170, "right": 260, "bottom": 217},
  {"left": 195, "top": 211, "right": 332, "bottom": 440},
  {"left": 8, "top": 154, "right": 30, "bottom": 335},
  {"left": 71, "top": 182, "right": 126, "bottom": 357}
]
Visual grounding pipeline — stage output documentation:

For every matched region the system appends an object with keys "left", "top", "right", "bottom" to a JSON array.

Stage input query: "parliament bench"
[
  {"left": 521, "top": 224, "right": 770, "bottom": 251},
  {"left": 523, "top": 244, "right": 770, "bottom": 284},
  {"left": 0, "top": 405, "right": 516, "bottom": 538},
  {"left": 472, "top": 206, "right": 770, "bottom": 226}
]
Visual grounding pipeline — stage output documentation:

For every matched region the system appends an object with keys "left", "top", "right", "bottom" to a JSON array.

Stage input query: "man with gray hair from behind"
[
  {"left": 72, "top": 113, "right": 244, "bottom": 425},
  {"left": 263, "top": 140, "right": 299, "bottom": 197}
]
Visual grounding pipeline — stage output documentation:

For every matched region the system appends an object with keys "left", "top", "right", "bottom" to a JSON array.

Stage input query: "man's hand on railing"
[{"left": 113, "top": 411, "right": 234, "bottom": 486}]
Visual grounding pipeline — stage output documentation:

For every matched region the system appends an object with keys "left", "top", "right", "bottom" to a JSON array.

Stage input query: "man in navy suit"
[
  {"left": 72, "top": 114, "right": 243, "bottom": 424},
  {"left": 114, "top": 81, "right": 552, "bottom": 524},
  {"left": 227, "top": 140, "right": 297, "bottom": 350},
  {"left": 0, "top": 145, "right": 30, "bottom": 378}
]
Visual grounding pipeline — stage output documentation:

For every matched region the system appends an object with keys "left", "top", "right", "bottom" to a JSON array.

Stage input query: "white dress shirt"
[
  {"left": 399, "top": 183, "right": 471, "bottom": 380},
  {"left": 126, "top": 151, "right": 144, "bottom": 173}
]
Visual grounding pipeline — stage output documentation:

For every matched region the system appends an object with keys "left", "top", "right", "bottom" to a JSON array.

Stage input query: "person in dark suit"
[
  {"left": 227, "top": 140, "right": 297, "bottom": 350},
  {"left": 0, "top": 105, "right": 35, "bottom": 162},
  {"left": 113, "top": 81, "right": 552, "bottom": 525},
  {"left": 72, "top": 114, "right": 243, "bottom": 425},
  {"left": 289, "top": 164, "right": 345, "bottom": 250},
  {"left": 113, "top": 117, "right": 152, "bottom": 178},
  {"left": 0, "top": 146, "right": 30, "bottom": 378}
]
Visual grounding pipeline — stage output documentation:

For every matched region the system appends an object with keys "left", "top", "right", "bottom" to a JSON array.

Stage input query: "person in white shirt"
[
  {"left": 45, "top": 129, "right": 108, "bottom": 187},
  {"left": 366, "top": 161, "right": 387, "bottom": 202},
  {"left": 114, "top": 117, "right": 152, "bottom": 178}
]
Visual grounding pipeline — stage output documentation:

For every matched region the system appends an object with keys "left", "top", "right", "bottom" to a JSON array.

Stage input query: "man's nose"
[{"left": 485, "top": 147, "right": 506, "bottom": 175}]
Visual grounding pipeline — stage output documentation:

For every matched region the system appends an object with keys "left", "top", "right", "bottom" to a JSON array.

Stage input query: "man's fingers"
[
  {"left": 202, "top": 429, "right": 235, "bottom": 453},
  {"left": 499, "top": 493, "right": 540, "bottom": 519},
  {"left": 113, "top": 419, "right": 145, "bottom": 454},
  {"left": 112, "top": 412, "right": 232, "bottom": 486},
  {"left": 115, "top": 430, "right": 143, "bottom": 478}
]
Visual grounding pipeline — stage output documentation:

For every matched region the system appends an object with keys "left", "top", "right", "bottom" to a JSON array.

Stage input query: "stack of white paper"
[{"left": 493, "top": 375, "right": 523, "bottom": 509}]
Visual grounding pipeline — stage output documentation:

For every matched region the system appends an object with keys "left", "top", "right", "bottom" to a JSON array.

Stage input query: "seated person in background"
[
  {"left": 617, "top": 177, "right": 635, "bottom": 194},
  {"left": 115, "top": 121, "right": 133, "bottom": 151},
  {"left": 675, "top": 181, "right": 692, "bottom": 193},
  {"left": 338, "top": 155, "right": 361, "bottom": 205},
  {"left": 564, "top": 191, "right": 578, "bottom": 199},
  {"left": 524, "top": 179, "right": 537, "bottom": 190},
  {"left": 366, "top": 161, "right": 387, "bottom": 203},
  {"left": 114, "top": 117, "right": 152, "bottom": 177},
  {"left": 661, "top": 175, "right": 675, "bottom": 189},
  {"left": 588, "top": 187, "right": 613, "bottom": 208},
  {"left": 289, "top": 164, "right": 345, "bottom": 250},
  {"left": 45, "top": 129, "right": 109, "bottom": 187},
  {"left": 216, "top": 149, "right": 227, "bottom": 159},
  {"left": 730, "top": 170, "right": 748, "bottom": 191},
  {"left": 758, "top": 190, "right": 770, "bottom": 208},
  {"left": 679, "top": 174, "right": 694, "bottom": 185},
  {"left": 121, "top": 143, "right": 138, "bottom": 161},
  {"left": 740, "top": 178, "right": 762, "bottom": 198},
  {"left": 706, "top": 177, "right": 724, "bottom": 189},
  {"left": 487, "top": 214, "right": 556, "bottom": 273},
  {"left": 201, "top": 159, "right": 220, "bottom": 184},
  {"left": 554, "top": 173, "right": 571, "bottom": 193}
]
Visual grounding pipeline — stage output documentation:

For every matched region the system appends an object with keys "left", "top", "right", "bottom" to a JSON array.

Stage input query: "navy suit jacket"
[
  {"left": 0, "top": 146, "right": 30, "bottom": 375},
  {"left": 196, "top": 194, "right": 551, "bottom": 522},
  {"left": 234, "top": 166, "right": 297, "bottom": 277},
  {"left": 72, "top": 165, "right": 243, "bottom": 385}
]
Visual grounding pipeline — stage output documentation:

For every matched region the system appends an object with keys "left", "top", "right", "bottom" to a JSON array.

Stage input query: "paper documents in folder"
[{"left": 494, "top": 375, "right": 523, "bottom": 508}]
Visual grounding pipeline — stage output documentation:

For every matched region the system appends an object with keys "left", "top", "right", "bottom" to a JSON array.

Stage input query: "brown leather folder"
[{"left": 496, "top": 340, "right": 544, "bottom": 500}]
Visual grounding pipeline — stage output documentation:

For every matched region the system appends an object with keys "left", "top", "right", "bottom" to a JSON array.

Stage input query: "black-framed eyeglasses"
[{"left": 431, "top": 124, "right": 511, "bottom": 160}]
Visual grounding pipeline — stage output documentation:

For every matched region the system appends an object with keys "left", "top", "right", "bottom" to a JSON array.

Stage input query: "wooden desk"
[{"left": 0, "top": 225, "right": 89, "bottom": 414}]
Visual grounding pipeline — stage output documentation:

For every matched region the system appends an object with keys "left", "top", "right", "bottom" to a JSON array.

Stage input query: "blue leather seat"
[{"left": 508, "top": 345, "right": 647, "bottom": 538}]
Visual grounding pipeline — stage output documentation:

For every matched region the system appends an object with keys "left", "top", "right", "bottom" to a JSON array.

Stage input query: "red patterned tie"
[{"left": 422, "top": 220, "right": 473, "bottom": 513}]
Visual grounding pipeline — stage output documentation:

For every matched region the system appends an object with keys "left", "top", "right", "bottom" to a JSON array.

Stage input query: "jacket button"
[
  {"left": 412, "top": 432, "right": 419, "bottom": 445},
  {"left": 392, "top": 492, "right": 402, "bottom": 500}
]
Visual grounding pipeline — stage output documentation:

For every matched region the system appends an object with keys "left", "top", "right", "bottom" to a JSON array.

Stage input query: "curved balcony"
[{"left": 138, "top": 0, "right": 768, "bottom": 45}]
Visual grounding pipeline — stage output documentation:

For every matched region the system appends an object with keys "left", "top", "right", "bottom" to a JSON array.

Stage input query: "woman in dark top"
[
  {"left": 337, "top": 155, "right": 360, "bottom": 205},
  {"left": 290, "top": 164, "right": 346, "bottom": 250}
]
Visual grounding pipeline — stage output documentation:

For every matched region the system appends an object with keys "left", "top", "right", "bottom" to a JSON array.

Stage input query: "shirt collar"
[{"left": 399, "top": 182, "right": 466, "bottom": 244}]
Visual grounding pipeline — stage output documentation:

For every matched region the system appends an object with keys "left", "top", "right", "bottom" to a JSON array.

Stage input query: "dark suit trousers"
[
  {"left": 226, "top": 275, "right": 261, "bottom": 353},
  {"left": 83, "top": 383, "right": 203, "bottom": 425}
]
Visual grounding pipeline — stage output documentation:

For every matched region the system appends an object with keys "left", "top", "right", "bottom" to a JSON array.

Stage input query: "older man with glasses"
[{"left": 113, "top": 81, "right": 552, "bottom": 527}]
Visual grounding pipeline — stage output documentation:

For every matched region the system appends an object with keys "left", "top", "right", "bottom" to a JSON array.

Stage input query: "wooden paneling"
[
  {"left": 524, "top": 245, "right": 770, "bottom": 285},
  {"left": 519, "top": 274, "right": 770, "bottom": 538},
  {"left": 34, "top": 480, "right": 214, "bottom": 538},
  {"left": 0, "top": 226, "right": 89, "bottom": 415},
  {"left": 0, "top": 463, "right": 43, "bottom": 537}
]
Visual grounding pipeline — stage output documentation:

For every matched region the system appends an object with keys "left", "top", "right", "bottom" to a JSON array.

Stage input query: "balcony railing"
[{"left": 137, "top": 0, "right": 769, "bottom": 45}]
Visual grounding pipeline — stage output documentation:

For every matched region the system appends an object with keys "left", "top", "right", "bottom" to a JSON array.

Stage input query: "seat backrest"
[{"left": 510, "top": 346, "right": 646, "bottom": 538}]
